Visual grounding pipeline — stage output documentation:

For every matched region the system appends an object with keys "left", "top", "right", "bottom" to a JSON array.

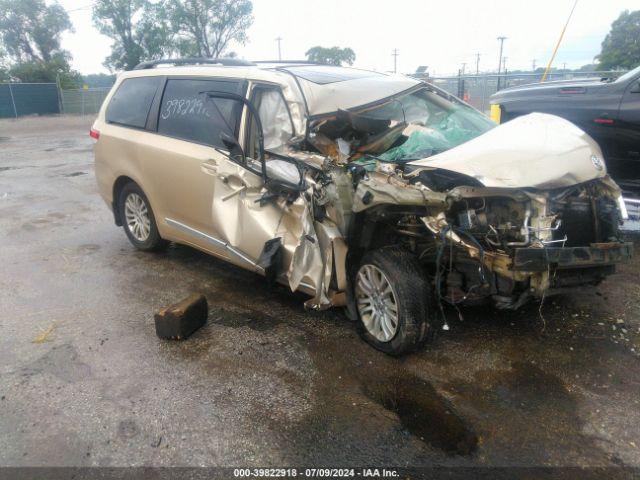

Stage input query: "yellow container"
[{"left": 490, "top": 104, "right": 501, "bottom": 124}]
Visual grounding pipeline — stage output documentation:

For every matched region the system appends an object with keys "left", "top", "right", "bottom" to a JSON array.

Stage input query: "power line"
[{"left": 66, "top": 2, "right": 96, "bottom": 13}]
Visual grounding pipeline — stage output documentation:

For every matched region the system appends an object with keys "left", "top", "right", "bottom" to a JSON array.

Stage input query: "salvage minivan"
[{"left": 92, "top": 59, "right": 633, "bottom": 355}]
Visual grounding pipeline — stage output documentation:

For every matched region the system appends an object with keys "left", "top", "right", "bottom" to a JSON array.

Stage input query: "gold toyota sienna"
[{"left": 92, "top": 58, "right": 632, "bottom": 355}]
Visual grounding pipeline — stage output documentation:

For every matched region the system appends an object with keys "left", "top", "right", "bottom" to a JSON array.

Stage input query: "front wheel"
[{"left": 354, "top": 247, "right": 436, "bottom": 355}]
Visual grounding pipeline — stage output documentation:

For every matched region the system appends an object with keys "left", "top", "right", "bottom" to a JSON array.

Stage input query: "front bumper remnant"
[{"left": 512, "top": 243, "right": 633, "bottom": 272}]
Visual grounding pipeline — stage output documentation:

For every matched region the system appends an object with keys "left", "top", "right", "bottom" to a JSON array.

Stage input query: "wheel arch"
[{"left": 112, "top": 175, "right": 139, "bottom": 226}]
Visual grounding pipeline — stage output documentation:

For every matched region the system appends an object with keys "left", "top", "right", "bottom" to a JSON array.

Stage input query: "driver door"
[{"left": 209, "top": 83, "right": 299, "bottom": 270}]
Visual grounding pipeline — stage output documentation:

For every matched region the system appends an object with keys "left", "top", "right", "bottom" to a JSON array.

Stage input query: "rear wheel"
[
  {"left": 118, "top": 182, "right": 167, "bottom": 252},
  {"left": 355, "top": 247, "right": 436, "bottom": 355}
]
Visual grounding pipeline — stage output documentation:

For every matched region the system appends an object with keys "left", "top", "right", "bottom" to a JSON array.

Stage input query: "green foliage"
[
  {"left": 83, "top": 73, "right": 117, "bottom": 88},
  {"left": 0, "top": 0, "right": 73, "bottom": 62},
  {"left": 0, "top": 46, "right": 9, "bottom": 81},
  {"left": 578, "top": 63, "right": 599, "bottom": 72},
  {"left": 8, "top": 54, "right": 81, "bottom": 87},
  {"left": 597, "top": 10, "right": 640, "bottom": 70},
  {"left": 305, "top": 46, "right": 356, "bottom": 66},
  {"left": 166, "top": 0, "right": 253, "bottom": 58},
  {"left": 93, "top": 0, "right": 174, "bottom": 71},
  {"left": 0, "top": 0, "right": 78, "bottom": 85}
]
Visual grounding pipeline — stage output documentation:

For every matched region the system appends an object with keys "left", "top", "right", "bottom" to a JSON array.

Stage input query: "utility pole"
[
  {"left": 275, "top": 37, "right": 282, "bottom": 61},
  {"left": 496, "top": 36, "right": 507, "bottom": 90},
  {"left": 502, "top": 56, "right": 507, "bottom": 72},
  {"left": 475, "top": 52, "right": 481, "bottom": 74},
  {"left": 392, "top": 48, "right": 399, "bottom": 73},
  {"left": 562, "top": 62, "right": 567, "bottom": 71},
  {"left": 532, "top": 59, "right": 537, "bottom": 71},
  {"left": 461, "top": 62, "right": 467, "bottom": 75}
]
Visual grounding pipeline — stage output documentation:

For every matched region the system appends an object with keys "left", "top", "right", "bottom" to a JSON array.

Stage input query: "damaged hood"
[
  {"left": 281, "top": 65, "right": 421, "bottom": 116},
  {"left": 408, "top": 113, "right": 607, "bottom": 189}
]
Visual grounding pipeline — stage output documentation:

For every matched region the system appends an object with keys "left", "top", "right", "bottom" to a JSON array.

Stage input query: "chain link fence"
[
  {"left": 3, "top": 73, "right": 628, "bottom": 118},
  {"left": 421, "top": 71, "right": 624, "bottom": 113},
  {"left": 0, "top": 84, "right": 111, "bottom": 118},
  {"left": 60, "top": 87, "right": 111, "bottom": 116},
  {"left": 0, "top": 83, "right": 61, "bottom": 118}
]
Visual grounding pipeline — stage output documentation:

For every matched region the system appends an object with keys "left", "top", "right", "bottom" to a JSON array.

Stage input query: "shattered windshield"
[{"left": 360, "top": 87, "right": 495, "bottom": 162}]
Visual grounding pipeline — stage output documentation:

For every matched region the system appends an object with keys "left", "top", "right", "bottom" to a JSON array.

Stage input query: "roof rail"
[
  {"left": 254, "top": 60, "right": 320, "bottom": 65},
  {"left": 133, "top": 57, "right": 256, "bottom": 70}
]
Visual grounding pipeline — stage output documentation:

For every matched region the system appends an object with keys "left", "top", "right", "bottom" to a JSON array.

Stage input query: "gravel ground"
[{"left": 0, "top": 115, "right": 639, "bottom": 471}]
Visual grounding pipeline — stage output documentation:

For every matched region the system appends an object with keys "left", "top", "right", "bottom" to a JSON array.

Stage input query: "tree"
[
  {"left": 305, "top": 46, "right": 356, "bottom": 66},
  {"left": 9, "top": 54, "right": 81, "bottom": 87},
  {"left": 83, "top": 73, "right": 117, "bottom": 88},
  {"left": 578, "top": 63, "right": 599, "bottom": 72},
  {"left": 597, "top": 10, "right": 640, "bottom": 70},
  {"left": 0, "top": 0, "right": 72, "bottom": 63},
  {"left": 93, "top": 0, "right": 174, "bottom": 71},
  {"left": 0, "top": 47, "right": 9, "bottom": 82},
  {"left": 0, "top": 0, "right": 79, "bottom": 85},
  {"left": 167, "top": 0, "right": 253, "bottom": 58}
]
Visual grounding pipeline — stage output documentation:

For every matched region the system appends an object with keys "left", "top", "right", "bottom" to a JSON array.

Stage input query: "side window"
[
  {"left": 106, "top": 77, "right": 162, "bottom": 128},
  {"left": 157, "top": 79, "right": 242, "bottom": 148}
]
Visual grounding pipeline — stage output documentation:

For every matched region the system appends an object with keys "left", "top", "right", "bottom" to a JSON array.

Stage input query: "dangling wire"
[{"left": 435, "top": 227, "right": 450, "bottom": 331}]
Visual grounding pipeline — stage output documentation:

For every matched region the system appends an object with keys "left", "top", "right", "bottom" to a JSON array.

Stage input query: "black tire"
[
  {"left": 354, "top": 247, "right": 436, "bottom": 355},
  {"left": 117, "top": 182, "right": 167, "bottom": 252}
]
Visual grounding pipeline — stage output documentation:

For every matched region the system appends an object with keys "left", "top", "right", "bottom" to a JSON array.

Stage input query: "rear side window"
[
  {"left": 157, "top": 79, "right": 243, "bottom": 148},
  {"left": 106, "top": 77, "right": 161, "bottom": 128}
]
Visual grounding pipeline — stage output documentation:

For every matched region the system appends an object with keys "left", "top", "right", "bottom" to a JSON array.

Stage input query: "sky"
[{"left": 57, "top": 0, "right": 640, "bottom": 76}]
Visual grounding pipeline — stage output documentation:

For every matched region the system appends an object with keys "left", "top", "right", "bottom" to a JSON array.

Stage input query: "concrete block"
[{"left": 155, "top": 294, "right": 208, "bottom": 340}]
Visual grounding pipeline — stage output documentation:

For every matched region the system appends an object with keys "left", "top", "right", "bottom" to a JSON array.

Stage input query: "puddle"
[
  {"left": 63, "top": 172, "right": 87, "bottom": 177},
  {"left": 117, "top": 419, "right": 140, "bottom": 439},
  {"left": 22, "top": 344, "right": 92, "bottom": 383},
  {"left": 0, "top": 166, "right": 19, "bottom": 172},
  {"left": 363, "top": 372, "right": 478, "bottom": 455},
  {"left": 211, "top": 305, "right": 282, "bottom": 331}
]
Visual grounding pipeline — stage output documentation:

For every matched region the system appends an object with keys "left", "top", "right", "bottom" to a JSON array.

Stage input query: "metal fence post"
[
  {"left": 55, "top": 73, "right": 63, "bottom": 114},
  {"left": 59, "top": 87, "right": 65, "bottom": 115},
  {"left": 8, "top": 83, "right": 18, "bottom": 118},
  {"left": 481, "top": 75, "right": 488, "bottom": 113}
]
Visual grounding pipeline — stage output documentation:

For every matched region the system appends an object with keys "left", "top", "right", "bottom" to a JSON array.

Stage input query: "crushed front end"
[
  {"left": 415, "top": 178, "right": 632, "bottom": 309},
  {"left": 267, "top": 75, "right": 632, "bottom": 312},
  {"left": 295, "top": 85, "right": 633, "bottom": 310}
]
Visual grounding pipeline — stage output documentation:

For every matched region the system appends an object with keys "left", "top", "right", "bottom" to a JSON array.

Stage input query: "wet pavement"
[{"left": 1, "top": 116, "right": 639, "bottom": 468}]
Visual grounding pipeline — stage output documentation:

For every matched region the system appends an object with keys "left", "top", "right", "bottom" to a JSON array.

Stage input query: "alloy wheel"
[
  {"left": 124, "top": 192, "right": 151, "bottom": 242},
  {"left": 355, "top": 264, "right": 399, "bottom": 342}
]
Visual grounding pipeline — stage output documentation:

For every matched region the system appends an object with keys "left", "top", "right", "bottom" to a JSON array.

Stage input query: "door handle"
[{"left": 201, "top": 160, "right": 218, "bottom": 175}]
